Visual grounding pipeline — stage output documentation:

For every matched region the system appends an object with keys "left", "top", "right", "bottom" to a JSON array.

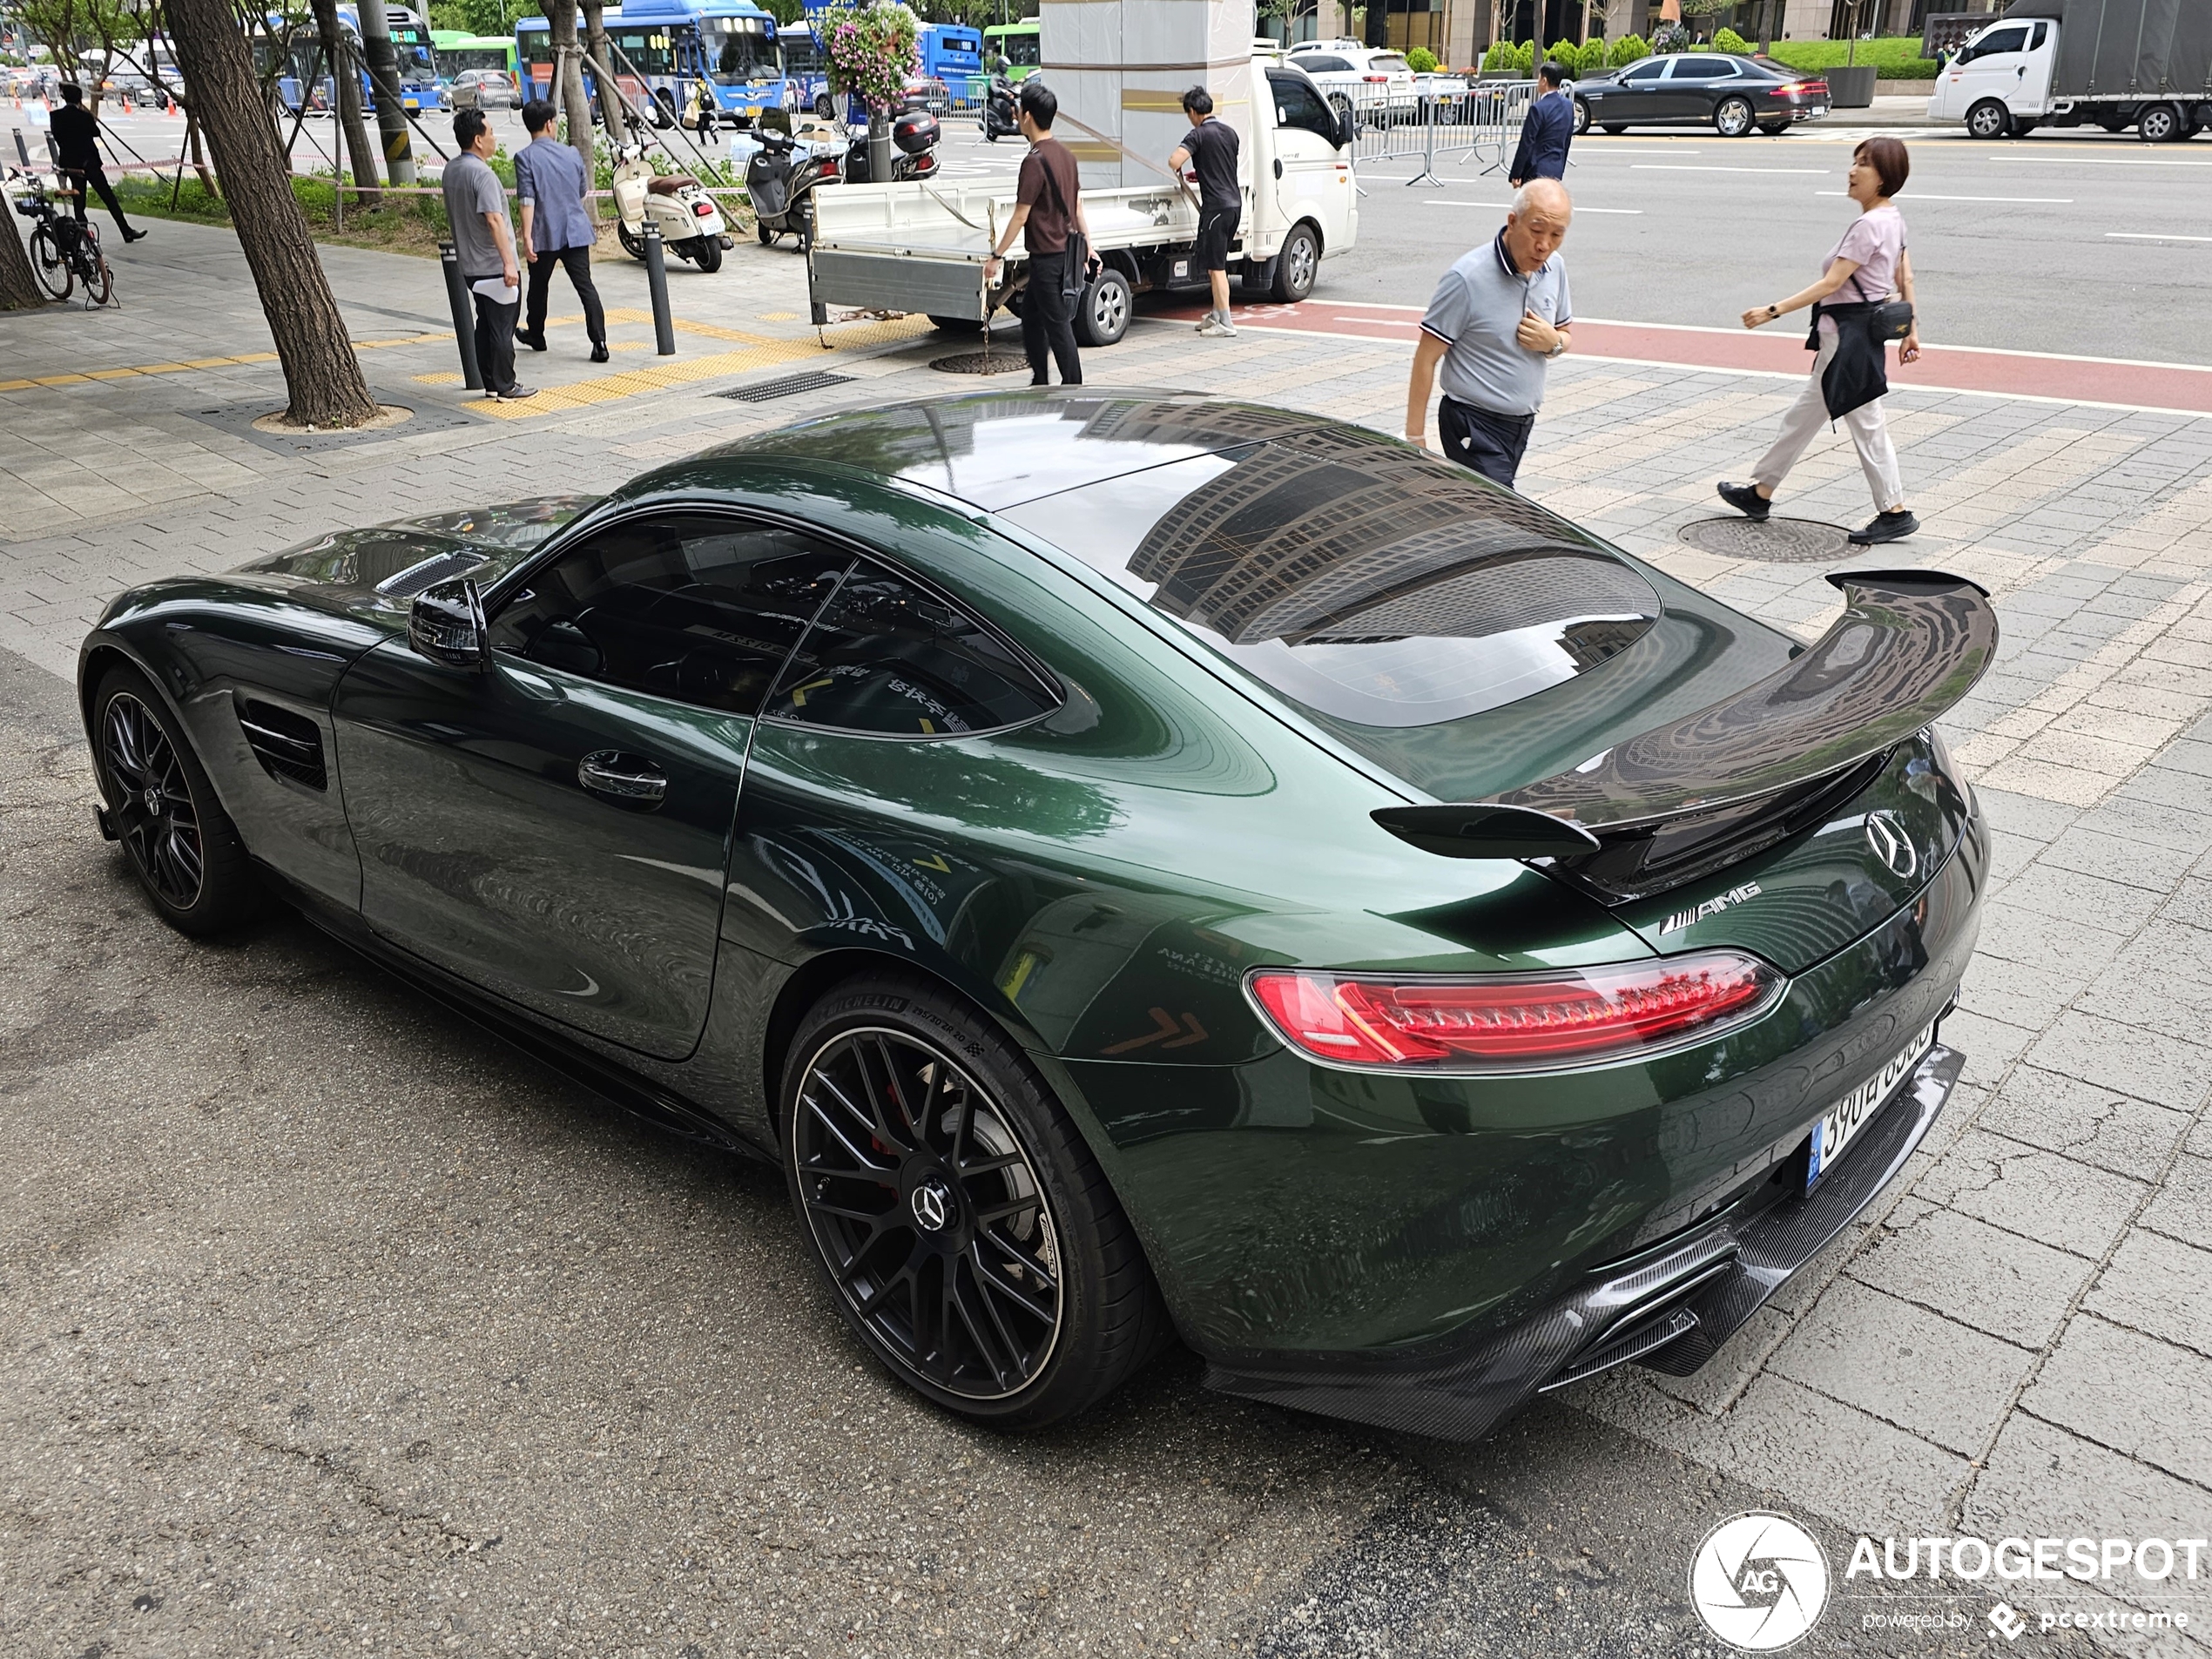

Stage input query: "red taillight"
[
  {"left": 1247, "top": 953, "right": 1780, "bottom": 1071},
  {"left": 692, "top": 199, "right": 715, "bottom": 215},
  {"left": 1775, "top": 80, "right": 1823, "bottom": 94},
  {"left": 1363, "top": 73, "right": 1389, "bottom": 82}
]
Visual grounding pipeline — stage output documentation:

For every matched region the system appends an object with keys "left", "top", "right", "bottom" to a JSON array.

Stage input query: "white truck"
[
  {"left": 1927, "top": 0, "right": 2211, "bottom": 142},
  {"left": 805, "top": 54, "right": 1358, "bottom": 345}
]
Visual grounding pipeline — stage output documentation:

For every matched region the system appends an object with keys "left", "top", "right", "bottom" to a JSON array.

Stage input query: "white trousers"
[{"left": 1752, "top": 334, "right": 1906, "bottom": 514}]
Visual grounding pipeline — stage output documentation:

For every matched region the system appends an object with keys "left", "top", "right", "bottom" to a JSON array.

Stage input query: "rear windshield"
[{"left": 998, "top": 426, "right": 1659, "bottom": 728}]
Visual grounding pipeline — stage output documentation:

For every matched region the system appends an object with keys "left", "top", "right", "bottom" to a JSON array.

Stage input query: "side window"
[
  {"left": 1299, "top": 54, "right": 1346, "bottom": 74},
  {"left": 1669, "top": 57, "right": 1730, "bottom": 79},
  {"left": 489, "top": 513, "right": 849, "bottom": 717},
  {"left": 1622, "top": 59, "right": 1667, "bottom": 82},
  {"left": 1270, "top": 72, "right": 1339, "bottom": 143},
  {"left": 1959, "top": 25, "right": 2027, "bottom": 62},
  {"left": 766, "top": 557, "right": 1060, "bottom": 737}
]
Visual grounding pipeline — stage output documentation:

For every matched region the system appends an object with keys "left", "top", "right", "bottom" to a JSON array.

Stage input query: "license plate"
[{"left": 1806, "top": 1022, "right": 1934, "bottom": 1191}]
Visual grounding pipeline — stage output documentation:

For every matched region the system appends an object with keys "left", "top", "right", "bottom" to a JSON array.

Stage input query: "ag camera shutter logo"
[{"left": 1690, "top": 1512, "right": 1831, "bottom": 1650}]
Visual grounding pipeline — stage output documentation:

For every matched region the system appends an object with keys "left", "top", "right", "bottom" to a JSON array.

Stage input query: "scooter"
[
  {"left": 980, "top": 72, "right": 1018, "bottom": 141},
  {"left": 741, "top": 111, "right": 842, "bottom": 254},
  {"left": 610, "top": 143, "right": 732, "bottom": 273},
  {"left": 840, "top": 105, "right": 941, "bottom": 185}
]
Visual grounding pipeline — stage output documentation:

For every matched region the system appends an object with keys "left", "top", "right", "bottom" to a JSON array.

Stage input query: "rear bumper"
[{"left": 1203, "top": 1040, "right": 1960, "bottom": 1441}]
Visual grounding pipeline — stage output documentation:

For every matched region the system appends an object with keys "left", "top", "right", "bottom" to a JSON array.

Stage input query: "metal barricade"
[{"left": 1341, "top": 78, "right": 1538, "bottom": 187}]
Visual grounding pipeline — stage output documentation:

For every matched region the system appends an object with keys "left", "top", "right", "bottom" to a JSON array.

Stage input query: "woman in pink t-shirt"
[{"left": 1716, "top": 137, "right": 1925, "bottom": 546}]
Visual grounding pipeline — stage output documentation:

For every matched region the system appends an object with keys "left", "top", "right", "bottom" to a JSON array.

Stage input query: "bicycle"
[{"left": 9, "top": 170, "right": 116, "bottom": 307}]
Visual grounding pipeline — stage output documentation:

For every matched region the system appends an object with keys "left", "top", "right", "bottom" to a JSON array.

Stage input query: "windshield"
[
  {"left": 999, "top": 424, "right": 1660, "bottom": 729},
  {"left": 706, "top": 16, "right": 777, "bottom": 84},
  {"left": 1371, "top": 52, "right": 1411, "bottom": 72}
]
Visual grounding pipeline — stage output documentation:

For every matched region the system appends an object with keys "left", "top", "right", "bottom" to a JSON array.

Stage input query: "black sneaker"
[
  {"left": 1716, "top": 481, "right": 1770, "bottom": 520},
  {"left": 1848, "top": 509, "right": 1919, "bottom": 545},
  {"left": 515, "top": 330, "right": 548, "bottom": 352}
]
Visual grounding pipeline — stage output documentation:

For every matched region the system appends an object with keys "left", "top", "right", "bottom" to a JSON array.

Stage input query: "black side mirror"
[{"left": 410, "top": 577, "right": 489, "bottom": 671}]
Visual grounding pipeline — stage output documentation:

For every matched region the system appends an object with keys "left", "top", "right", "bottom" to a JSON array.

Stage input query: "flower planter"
[{"left": 1828, "top": 64, "right": 1878, "bottom": 108}]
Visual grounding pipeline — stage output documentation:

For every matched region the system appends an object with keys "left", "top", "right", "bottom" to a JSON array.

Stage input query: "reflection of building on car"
[
  {"left": 1571, "top": 52, "right": 1830, "bottom": 137},
  {"left": 80, "top": 390, "right": 1992, "bottom": 1440}
]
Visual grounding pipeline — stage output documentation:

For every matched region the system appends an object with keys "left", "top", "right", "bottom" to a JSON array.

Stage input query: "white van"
[{"left": 1927, "top": 1, "right": 2210, "bottom": 142}]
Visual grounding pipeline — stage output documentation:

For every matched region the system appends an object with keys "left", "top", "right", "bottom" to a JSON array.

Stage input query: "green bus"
[
  {"left": 432, "top": 30, "right": 518, "bottom": 76},
  {"left": 981, "top": 20, "right": 1039, "bottom": 79}
]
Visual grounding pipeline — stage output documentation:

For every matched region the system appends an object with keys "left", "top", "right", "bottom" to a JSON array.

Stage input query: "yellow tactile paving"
[
  {"left": 466, "top": 335, "right": 823, "bottom": 419},
  {"left": 0, "top": 335, "right": 447, "bottom": 395},
  {"left": 411, "top": 371, "right": 464, "bottom": 385}
]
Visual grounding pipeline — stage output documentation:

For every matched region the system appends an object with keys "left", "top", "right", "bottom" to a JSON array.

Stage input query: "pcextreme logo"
[{"left": 1691, "top": 1512, "right": 1831, "bottom": 1651}]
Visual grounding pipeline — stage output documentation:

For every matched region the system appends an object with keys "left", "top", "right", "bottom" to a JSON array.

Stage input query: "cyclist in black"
[{"left": 51, "top": 84, "right": 145, "bottom": 243}]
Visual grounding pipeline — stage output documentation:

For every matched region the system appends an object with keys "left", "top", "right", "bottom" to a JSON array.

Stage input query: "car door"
[
  {"left": 1605, "top": 57, "right": 1671, "bottom": 122},
  {"left": 719, "top": 554, "right": 1066, "bottom": 975},
  {"left": 1657, "top": 54, "right": 1733, "bottom": 124},
  {"left": 331, "top": 509, "right": 847, "bottom": 1060},
  {"left": 1950, "top": 22, "right": 2034, "bottom": 113},
  {"left": 1266, "top": 69, "right": 1349, "bottom": 244}
]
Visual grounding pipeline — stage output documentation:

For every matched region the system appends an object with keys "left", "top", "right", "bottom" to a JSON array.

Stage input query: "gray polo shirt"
[
  {"left": 442, "top": 151, "right": 509, "bottom": 279},
  {"left": 1419, "top": 230, "right": 1572, "bottom": 418}
]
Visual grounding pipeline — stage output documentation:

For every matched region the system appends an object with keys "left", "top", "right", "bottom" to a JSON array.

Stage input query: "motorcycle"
[
  {"left": 609, "top": 144, "right": 732, "bottom": 273},
  {"left": 840, "top": 105, "right": 941, "bottom": 185},
  {"left": 980, "top": 72, "right": 1019, "bottom": 142},
  {"left": 741, "top": 111, "right": 843, "bottom": 254}
]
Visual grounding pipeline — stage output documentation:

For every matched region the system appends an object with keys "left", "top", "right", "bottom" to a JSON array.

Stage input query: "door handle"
[{"left": 578, "top": 750, "right": 668, "bottom": 805}]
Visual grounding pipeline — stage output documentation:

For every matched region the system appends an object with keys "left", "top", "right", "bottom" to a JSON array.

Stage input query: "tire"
[
  {"left": 1757, "top": 120, "right": 1788, "bottom": 136},
  {"left": 91, "top": 664, "right": 260, "bottom": 936},
  {"left": 793, "top": 197, "right": 813, "bottom": 256},
  {"left": 1602, "top": 122, "right": 1627, "bottom": 135},
  {"left": 1571, "top": 97, "right": 1591, "bottom": 136},
  {"left": 82, "top": 247, "right": 113, "bottom": 307},
  {"left": 2137, "top": 102, "right": 2183, "bottom": 143},
  {"left": 652, "top": 91, "right": 676, "bottom": 130},
  {"left": 780, "top": 974, "right": 1170, "bottom": 1429},
  {"left": 2013, "top": 120, "right": 2039, "bottom": 137},
  {"left": 1074, "top": 264, "right": 1131, "bottom": 347},
  {"left": 814, "top": 93, "right": 834, "bottom": 119},
  {"left": 1270, "top": 219, "right": 1319, "bottom": 304},
  {"left": 929, "top": 314, "right": 985, "bottom": 333},
  {"left": 617, "top": 221, "right": 645, "bottom": 260},
  {"left": 1966, "top": 98, "right": 2012, "bottom": 139},
  {"left": 758, "top": 221, "right": 774, "bottom": 246},
  {"left": 691, "top": 234, "right": 723, "bottom": 273},
  {"left": 30, "top": 223, "right": 70, "bottom": 300},
  {"left": 1715, "top": 96, "right": 1754, "bottom": 138}
]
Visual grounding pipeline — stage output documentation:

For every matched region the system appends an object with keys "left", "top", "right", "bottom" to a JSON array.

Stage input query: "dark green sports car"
[{"left": 78, "top": 391, "right": 1993, "bottom": 1439}]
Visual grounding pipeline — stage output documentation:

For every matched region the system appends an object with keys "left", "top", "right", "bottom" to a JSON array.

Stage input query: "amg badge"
[{"left": 1660, "top": 881, "right": 1763, "bottom": 937}]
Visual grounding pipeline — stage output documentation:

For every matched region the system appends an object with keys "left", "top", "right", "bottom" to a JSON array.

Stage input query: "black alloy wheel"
[
  {"left": 93, "top": 666, "right": 258, "bottom": 934},
  {"left": 782, "top": 977, "right": 1170, "bottom": 1427},
  {"left": 1715, "top": 95, "right": 1755, "bottom": 137}
]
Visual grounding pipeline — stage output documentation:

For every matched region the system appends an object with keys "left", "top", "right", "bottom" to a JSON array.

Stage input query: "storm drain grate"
[
  {"left": 715, "top": 370, "right": 856, "bottom": 402},
  {"left": 1677, "top": 516, "right": 1852, "bottom": 563},
  {"left": 929, "top": 350, "right": 1032, "bottom": 376}
]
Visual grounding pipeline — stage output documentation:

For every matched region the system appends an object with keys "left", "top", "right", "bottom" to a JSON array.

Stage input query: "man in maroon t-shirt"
[{"left": 983, "top": 81, "right": 1097, "bottom": 387}]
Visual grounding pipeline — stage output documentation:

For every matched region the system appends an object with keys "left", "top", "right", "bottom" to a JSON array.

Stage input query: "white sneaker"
[
  {"left": 1197, "top": 315, "right": 1236, "bottom": 338},
  {"left": 1193, "top": 311, "right": 1217, "bottom": 333}
]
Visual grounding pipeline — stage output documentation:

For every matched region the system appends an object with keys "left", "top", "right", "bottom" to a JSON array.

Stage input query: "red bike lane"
[{"left": 1197, "top": 300, "right": 2212, "bottom": 419}]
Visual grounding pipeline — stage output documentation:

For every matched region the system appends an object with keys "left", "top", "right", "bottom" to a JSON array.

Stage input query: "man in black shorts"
[{"left": 1169, "top": 87, "right": 1240, "bottom": 339}]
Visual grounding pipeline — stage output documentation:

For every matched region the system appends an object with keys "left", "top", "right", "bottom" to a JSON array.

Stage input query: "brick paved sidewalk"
[{"left": 4, "top": 226, "right": 2209, "bottom": 1647}]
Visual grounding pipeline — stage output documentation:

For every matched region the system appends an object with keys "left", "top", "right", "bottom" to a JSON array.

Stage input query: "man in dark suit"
[
  {"left": 1508, "top": 61, "right": 1574, "bottom": 188},
  {"left": 50, "top": 84, "right": 145, "bottom": 242}
]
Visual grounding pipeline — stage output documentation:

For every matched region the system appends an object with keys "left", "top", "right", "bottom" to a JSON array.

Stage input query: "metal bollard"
[
  {"left": 643, "top": 225, "right": 676, "bottom": 356},
  {"left": 437, "top": 240, "right": 483, "bottom": 391}
]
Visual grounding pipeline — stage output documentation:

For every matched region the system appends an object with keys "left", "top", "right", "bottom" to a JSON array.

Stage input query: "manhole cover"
[
  {"left": 929, "top": 350, "right": 1032, "bottom": 375},
  {"left": 1677, "top": 516, "right": 1851, "bottom": 563}
]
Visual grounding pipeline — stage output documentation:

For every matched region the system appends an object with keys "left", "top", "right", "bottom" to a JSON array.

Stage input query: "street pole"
[{"left": 356, "top": 0, "right": 417, "bottom": 185}]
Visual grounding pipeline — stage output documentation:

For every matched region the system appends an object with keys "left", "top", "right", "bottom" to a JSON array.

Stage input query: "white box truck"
[
  {"left": 1926, "top": 0, "right": 2212, "bottom": 141},
  {"left": 806, "top": 37, "right": 1357, "bottom": 344}
]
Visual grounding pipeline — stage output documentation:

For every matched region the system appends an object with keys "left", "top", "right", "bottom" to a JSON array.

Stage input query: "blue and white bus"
[
  {"left": 517, "top": 0, "right": 778, "bottom": 129},
  {"left": 777, "top": 19, "right": 834, "bottom": 120},
  {"left": 918, "top": 22, "right": 979, "bottom": 101}
]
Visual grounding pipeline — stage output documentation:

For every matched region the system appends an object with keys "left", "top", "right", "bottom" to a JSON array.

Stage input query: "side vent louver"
[{"left": 237, "top": 698, "right": 327, "bottom": 791}]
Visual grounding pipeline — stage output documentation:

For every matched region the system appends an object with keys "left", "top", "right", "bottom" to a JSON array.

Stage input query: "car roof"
[{"left": 710, "top": 389, "right": 1349, "bottom": 513}]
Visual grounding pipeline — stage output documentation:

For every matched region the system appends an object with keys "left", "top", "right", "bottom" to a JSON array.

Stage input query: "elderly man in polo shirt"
[{"left": 1402, "top": 178, "right": 1574, "bottom": 489}]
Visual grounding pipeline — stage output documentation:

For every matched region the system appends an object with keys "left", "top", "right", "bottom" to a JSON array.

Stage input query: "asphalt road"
[{"left": 0, "top": 644, "right": 2098, "bottom": 1659}]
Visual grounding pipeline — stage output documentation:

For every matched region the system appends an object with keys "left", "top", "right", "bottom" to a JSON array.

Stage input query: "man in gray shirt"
[
  {"left": 441, "top": 109, "right": 532, "bottom": 401},
  {"left": 1402, "top": 179, "right": 1574, "bottom": 489},
  {"left": 512, "top": 99, "right": 607, "bottom": 363}
]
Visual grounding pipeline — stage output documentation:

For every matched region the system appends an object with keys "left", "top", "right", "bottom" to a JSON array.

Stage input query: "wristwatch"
[{"left": 1547, "top": 335, "right": 1568, "bottom": 358}]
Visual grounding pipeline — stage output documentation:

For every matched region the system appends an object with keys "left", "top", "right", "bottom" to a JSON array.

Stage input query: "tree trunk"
[
  {"left": 165, "top": 0, "right": 378, "bottom": 428},
  {"left": 312, "top": 0, "right": 382, "bottom": 204},
  {"left": 581, "top": 0, "right": 630, "bottom": 157},
  {"left": 0, "top": 194, "right": 46, "bottom": 309},
  {"left": 545, "top": 0, "right": 597, "bottom": 172}
]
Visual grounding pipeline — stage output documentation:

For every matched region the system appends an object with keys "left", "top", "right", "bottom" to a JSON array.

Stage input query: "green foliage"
[
  {"left": 1764, "top": 36, "right": 1938, "bottom": 78},
  {"left": 1405, "top": 45, "right": 1438, "bottom": 73},
  {"left": 1479, "top": 39, "right": 1512, "bottom": 72},
  {"left": 428, "top": 0, "right": 509, "bottom": 36},
  {"left": 1542, "top": 40, "right": 1575, "bottom": 74},
  {"left": 817, "top": 0, "right": 920, "bottom": 112},
  {"left": 1713, "top": 27, "right": 1751, "bottom": 54},
  {"left": 1607, "top": 33, "right": 1648, "bottom": 67}
]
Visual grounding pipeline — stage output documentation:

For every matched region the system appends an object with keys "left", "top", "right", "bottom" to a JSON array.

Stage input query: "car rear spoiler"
[{"left": 1372, "top": 570, "right": 1996, "bottom": 858}]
